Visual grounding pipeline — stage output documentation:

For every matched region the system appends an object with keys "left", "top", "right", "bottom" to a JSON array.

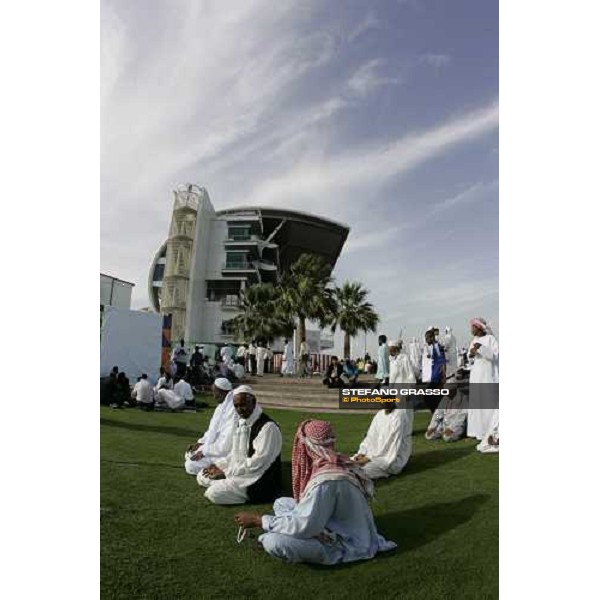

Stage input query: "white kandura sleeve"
[
  {"left": 477, "top": 337, "right": 499, "bottom": 362},
  {"left": 262, "top": 483, "right": 335, "bottom": 538},
  {"left": 202, "top": 410, "right": 236, "bottom": 459}
]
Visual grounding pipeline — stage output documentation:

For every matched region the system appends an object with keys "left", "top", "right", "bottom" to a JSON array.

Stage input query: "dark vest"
[{"left": 246, "top": 412, "right": 282, "bottom": 503}]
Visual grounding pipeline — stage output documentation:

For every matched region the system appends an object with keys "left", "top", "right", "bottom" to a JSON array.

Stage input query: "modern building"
[
  {"left": 148, "top": 184, "right": 349, "bottom": 345},
  {"left": 100, "top": 273, "right": 135, "bottom": 309}
]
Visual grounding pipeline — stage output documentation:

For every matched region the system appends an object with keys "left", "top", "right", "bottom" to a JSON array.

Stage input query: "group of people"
[
  {"left": 373, "top": 318, "right": 499, "bottom": 453},
  {"left": 100, "top": 364, "right": 196, "bottom": 412},
  {"left": 322, "top": 356, "right": 360, "bottom": 388},
  {"left": 182, "top": 378, "right": 406, "bottom": 565}
]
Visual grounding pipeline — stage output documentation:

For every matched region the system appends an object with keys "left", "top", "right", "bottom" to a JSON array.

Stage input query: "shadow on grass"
[
  {"left": 101, "top": 417, "right": 200, "bottom": 439},
  {"left": 308, "top": 494, "right": 490, "bottom": 570},
  {"left": 101, "top": 458, "right": 181, "bottom": 470},
  {"left": 391, "top": 445, "right": 476, "bottom": 481}
]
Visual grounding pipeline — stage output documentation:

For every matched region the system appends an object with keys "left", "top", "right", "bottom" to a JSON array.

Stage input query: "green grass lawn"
[{"left": 101, "top": 401, "right": 498, "bottom": 600}]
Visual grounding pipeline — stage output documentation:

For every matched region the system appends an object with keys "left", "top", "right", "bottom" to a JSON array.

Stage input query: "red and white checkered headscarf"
[
  {"left": 291, "top": 419, "right": 370, "bottom": 501},
  {"left": 470, "top": 317, "right": 493, "bottom": 334}
]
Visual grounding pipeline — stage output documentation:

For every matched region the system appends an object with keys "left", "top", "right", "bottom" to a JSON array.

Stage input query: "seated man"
[
  {"left": 154, "top": 369, "right": 173, "bottom": 394},
  {"left": 174, "top": 373, "right": 195, "bottom": 408},
  {"left": 477, "top": 408, "right": 499, "bottom": 454},
  {"left": 184, "top": 378, "right": 236, "bottom": 475},
  {"left": 100, "top": 371, "right": 118, "bottom": 406},
  {"left": 351, "top": 402, "right": 413, "bottom": 479},
  {"left": 234, "top": 419, "right": 396, "bottom": 565},
  {"left": 341, "top": 359, "right": 359, "bottom": 385},
  {"left": 425, "top": 385, "right": 468, "bottom": 442},
  {"left": 155, "top": 376, "right": 184, "bottom": 411},
  {"left": 131, "top": 373, "right": 154, "bottom": 410},
  {"left": 322, "top": 356, "right": 343, "bottom": 388},
  {"left": 197, "top": 385, "right": 282, "bottom": 505}
]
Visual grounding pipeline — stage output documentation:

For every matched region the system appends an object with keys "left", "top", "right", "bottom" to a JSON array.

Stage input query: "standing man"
[
  {"left": 299, "top": 338, "right": 310, "bottom": 377},
  {"left": 172, "top": 339, "right": 188, "bottom": 379},
  {"left": 281, "top": 339, "right": 294, "bottom": 377},
  {"left": 375, "top": 335, "right": 389, "bottom": 385},
  {"left": 197, "top": 385, "right": 282, "bottom": 505},
  {"left": 184, "top": 378, "right": 236, "bottom": 475},
  {"left": 422, "top": 327, "right": 446, "bottom": 413},
  {"left": 265, "top": 346, "right": 273, "bottom": 374},
  {"left": 467, "top": 317, "right": 499, "bottom": 440},
  {"left": 248, "top": 341, "right": 257, "bottom": 376},
  {"left": 236, "top": 343, "right": 247, "bottom": 368},
  {"left": 407, "top": 337, "right": 422, "bottom": 381},
  {"left": 256, "top": 340, "right": 268, "bottom": 377},
  {"left": 190, "top": 345, "right": 204, "bottom": 388},
  {"left": 441, "top": 327, "right": 458, "bottom": 380},
  {"left": 388, "top": 340, "right": 416, "bottom": 384}
]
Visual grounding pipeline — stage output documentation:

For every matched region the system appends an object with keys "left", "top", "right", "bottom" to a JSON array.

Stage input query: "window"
[
  {"left": 228, "top": 226, "right": 251, "bottom": 241},
  {"left": 225, "top": 251, "right": 248, "bottom": 269}
]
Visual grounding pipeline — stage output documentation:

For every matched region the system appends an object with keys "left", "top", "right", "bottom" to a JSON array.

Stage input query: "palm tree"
[
  {"left": 330, "top": 281, "right": 379, "bottom": 359},
  {"left": 277, "top": 254, "right": 337, "bottom": 354},
  {"left": 224, "top": 283, "right": 294, "bottom": 343}
]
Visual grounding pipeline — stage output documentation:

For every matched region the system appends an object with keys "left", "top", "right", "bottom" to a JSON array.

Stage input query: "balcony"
[
  {"left": 224, "top": 234, "right": 260, "bottom": 246},
  {"left": 222, "top": 261, "right": 255, "bottom": 271}
]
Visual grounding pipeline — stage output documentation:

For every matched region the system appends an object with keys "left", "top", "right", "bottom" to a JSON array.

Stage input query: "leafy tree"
[{"left": 330, "top": 281, "right": 379, "bottom": 359}]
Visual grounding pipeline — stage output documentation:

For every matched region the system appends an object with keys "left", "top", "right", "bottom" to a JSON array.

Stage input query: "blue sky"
[{"left": 101, "top": 0, "right": 498, "bottom": 353}]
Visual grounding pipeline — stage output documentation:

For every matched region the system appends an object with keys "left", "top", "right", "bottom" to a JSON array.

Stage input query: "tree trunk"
[
  {"left": 343, "top": 331, "right": 351, "bottom": 359},
  {"left": 296, "top": 317, "right": 306, "bottom": 358}
]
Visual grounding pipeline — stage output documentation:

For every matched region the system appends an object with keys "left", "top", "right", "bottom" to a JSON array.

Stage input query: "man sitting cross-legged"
[
  {"left": 425, "top": 379, "right": 468, "bottom": 442},
  {"left": 197, "top": 385, "right": 282, "bottom": 505},
  {"left": 184, "top": 378, "right": 236, "bottom": 475},
  {"left": 234, "top": 419, "right": 396, "bottom": 565},
  {"left": 351, "top": 401, "right": 413, "bottom": 480}
]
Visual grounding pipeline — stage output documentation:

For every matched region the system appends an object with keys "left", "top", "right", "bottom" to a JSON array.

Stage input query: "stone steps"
[{"left": 236, "top": 375, "right": 378, "bottom": 414}]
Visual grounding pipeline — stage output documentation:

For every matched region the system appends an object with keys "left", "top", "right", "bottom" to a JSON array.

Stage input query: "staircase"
[{"left": 241, "top": 374, "right": 378, "bottom": 414}]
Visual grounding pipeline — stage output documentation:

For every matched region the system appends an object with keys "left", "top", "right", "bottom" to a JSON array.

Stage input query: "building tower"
[{"left": 161, "top": 184, "right": 202, "bottom": 342}]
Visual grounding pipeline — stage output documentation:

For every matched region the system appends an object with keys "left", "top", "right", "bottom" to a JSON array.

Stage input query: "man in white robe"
[
  {"left": 247, "top": 341, "right": 257, "bottom": 375},
  {"left": 425, "top": 381, "right": 468, "bottom": 442},
  {"left": 256, "top": 341, "right": 267, "bottom": 377},
  {"left": 466, "top": 317, "right": 500, "bottom": 440},
  {"left": 131, "top": 374, "right": 153, "bottom": 409},
  {"left": 154, "top": 370, "right": 173, "bottom": 394},
  {"left": 281, "top": 339, "right": 294, "bottom": 376},
  {"left": 375, "top": 335, "right": 390, "bottom": 384},
  {"left": 234, "top": 419, "right": 396, "bottom": 565},
  {"left": 442, "top": 326, "right": 458, "bottom": 379},
  {"left": 351, "top": 404, "right": 413, "bottom": 479},
  {"left": 388, "top": 340, "right": 416, "bottom": 384},
  {"left": 407, "top": 337, "right": 422, "bottom": 380},
  {"left": 477, "top": 408, "right": 499, "bottom": 453},
  {"left": 155, "top": 387, "right": 185, "bottom": 411},
  {"left": 197, "top": 385, "right": 282, "bottom": 505},
  {"left": 174, "top": 374, "right": 194, "bottom": 407},
  {"left": 184, "top": 378, "right": 236, "bottom": 475}
]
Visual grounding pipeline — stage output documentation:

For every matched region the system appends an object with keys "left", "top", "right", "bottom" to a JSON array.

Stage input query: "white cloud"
[
  {"left": 420, "top": 53, "right": 452, "bottom": 69},
  {"left": 347, "top": 11, "right": 380, "bottom": 43},
  {"left": 246, "top": 99, "right": 499, "bottom": 213},
  {"left": 346, "top": 59, "right": 402, "bottom": 98}
]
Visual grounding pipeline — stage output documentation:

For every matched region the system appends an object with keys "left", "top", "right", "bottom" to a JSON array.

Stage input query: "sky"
[{"left": 101, "top": 0, "right": 498, "bottom": 354}]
